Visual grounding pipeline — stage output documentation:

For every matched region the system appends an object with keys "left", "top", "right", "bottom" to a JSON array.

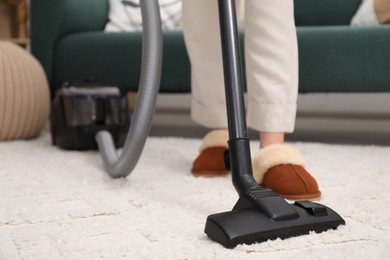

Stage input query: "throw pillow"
[
  {"left": 351, "top": 0, "right": 390, "bottom": 26},
  {"left": 105, "top": 0, "right": 182, "bottom": 32}
]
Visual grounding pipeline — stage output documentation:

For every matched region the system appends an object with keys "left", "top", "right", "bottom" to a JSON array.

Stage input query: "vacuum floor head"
[{"left": 205, "top": 198, "right": 345, "bottom": 249}]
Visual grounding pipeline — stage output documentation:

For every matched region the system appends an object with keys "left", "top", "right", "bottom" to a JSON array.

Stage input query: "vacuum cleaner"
[{"left": 51, "top": 0, "right": 345, "bottom": 248}]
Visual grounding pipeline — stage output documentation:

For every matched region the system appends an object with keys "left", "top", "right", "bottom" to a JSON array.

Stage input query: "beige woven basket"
[{"left": 0, "top": 41, "right": 50, "bottom": 140}]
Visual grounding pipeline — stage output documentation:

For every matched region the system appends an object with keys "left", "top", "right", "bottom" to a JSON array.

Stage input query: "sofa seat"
[
  {"left": 54, "top": 31, "right": 191, "bottom": 92},
  {"left": 297, "top": 25, "right": 390, "bottom": 92}
]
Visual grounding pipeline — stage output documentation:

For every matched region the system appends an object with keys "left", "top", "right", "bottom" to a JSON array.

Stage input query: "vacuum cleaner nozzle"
[{"left": 205, "top": 194, "right": 345, "bottom": 248}]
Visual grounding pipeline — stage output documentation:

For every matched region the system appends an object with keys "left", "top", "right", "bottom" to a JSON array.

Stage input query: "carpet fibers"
[{"left": 1, "top": 131, "right": 389, "bottom": 259}]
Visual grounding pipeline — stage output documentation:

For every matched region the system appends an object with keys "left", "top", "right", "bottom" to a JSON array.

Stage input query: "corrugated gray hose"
[{"left": 95, "top": 0, "right": 162, "bottom": 178}]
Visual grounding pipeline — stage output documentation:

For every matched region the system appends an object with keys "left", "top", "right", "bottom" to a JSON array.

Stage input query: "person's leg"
[
  {"left": 259, "top": 132, "right": 284, "bottom": 148},
  {"left": 182, "top": 0, "right": 227, "bottom": 129},
  {"left": 185, "top": 0, "right": 320, "bottom": 200},
  {"left": 245, "top": 0, "right": 320, "bottom": 200},
  {"left": 245, "top": 0, "right": 298, "bottom": 141},
  {"left": 183, "top": 0, "right": 243, "bottom": 177}
]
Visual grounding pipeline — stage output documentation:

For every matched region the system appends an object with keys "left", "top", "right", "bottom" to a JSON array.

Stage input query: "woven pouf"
[{"left": 0, "top": 42, "right": 50, "bottom": 140}]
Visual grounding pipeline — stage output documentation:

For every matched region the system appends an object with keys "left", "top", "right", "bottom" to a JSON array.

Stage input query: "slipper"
[
  {"left": 191, "top": 129, "right": 230, "bottom": 177},
  {"left": 252, "top": 144, "right": 321, "bottom": 201}
]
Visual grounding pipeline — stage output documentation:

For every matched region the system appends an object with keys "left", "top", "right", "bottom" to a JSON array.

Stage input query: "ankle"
[{"left": 259, "top": 132, "right": 285, "bottom": 149}]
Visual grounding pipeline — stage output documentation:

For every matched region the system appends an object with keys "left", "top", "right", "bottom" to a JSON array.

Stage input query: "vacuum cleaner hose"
[{"left": 95, "top": 0, "right": 162, "bottom": 178}]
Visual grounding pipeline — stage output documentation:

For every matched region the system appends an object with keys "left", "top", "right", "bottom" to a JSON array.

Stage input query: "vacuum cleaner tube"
[{"left": 51, "top": 86, "right": 130, "bottom": 150}]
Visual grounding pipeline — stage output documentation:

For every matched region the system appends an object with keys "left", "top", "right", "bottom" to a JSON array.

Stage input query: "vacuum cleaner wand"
[{"left": 204, "top": 0, "right": 345, "bottom": 248}]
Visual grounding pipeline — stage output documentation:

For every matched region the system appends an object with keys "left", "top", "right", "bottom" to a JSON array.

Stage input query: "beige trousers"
[{"left": 182, "top": 0, "right": 298, "bottom": 133}]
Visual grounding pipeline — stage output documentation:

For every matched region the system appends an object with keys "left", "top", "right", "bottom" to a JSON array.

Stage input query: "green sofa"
[{"left": 30, "top": 0, "right": 390, "bottom": 94}]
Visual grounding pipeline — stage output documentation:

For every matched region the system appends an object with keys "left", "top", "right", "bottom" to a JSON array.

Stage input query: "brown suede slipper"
[
  {"left": 191, "top": 129, "right": 230, "bottom": 177},
  {"left": 252, "top": 144, "right": 321, "bottom": 201}
]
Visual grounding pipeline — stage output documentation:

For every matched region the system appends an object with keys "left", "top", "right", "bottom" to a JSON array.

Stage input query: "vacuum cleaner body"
[{"left": 51, "top": 85, "right": 130, "bottom": 150}]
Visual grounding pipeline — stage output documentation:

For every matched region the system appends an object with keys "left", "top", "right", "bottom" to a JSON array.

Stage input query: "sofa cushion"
[{"left": 297, "top": 25, "right": 390, "bottom": 92}]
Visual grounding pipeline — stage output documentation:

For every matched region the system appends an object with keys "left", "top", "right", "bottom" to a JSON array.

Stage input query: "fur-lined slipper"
[
  {"left": 191, "top": 129, "right": 230, "bottom": 177},
  {"left": 252, "top": 144, "right": 321, "bottom": 200}
]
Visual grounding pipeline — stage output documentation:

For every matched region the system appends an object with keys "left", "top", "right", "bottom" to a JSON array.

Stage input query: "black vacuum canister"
[{"left": 51, "top": 86, "right": 130, "bottom": 150}]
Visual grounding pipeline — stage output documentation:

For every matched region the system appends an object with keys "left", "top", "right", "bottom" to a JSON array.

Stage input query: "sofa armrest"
[
  {"left": 294, "top": 0, "right": 362, "bottom": 26},
  {"left": 30, "top": 0, "right": 109, "bottom": 85}
]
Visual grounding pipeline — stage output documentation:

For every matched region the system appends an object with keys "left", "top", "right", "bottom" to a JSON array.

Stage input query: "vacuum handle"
[
  {"left": 218, "top": 0, "right": 247, "bottom": 140},
  {"left": 217, "top": 0, "right": 259, "bottom": 195}
]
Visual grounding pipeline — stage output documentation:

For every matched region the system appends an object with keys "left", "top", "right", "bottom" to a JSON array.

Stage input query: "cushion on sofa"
[
  {"left": 105, "top": 0, "right": 182, "bottom": 32},
  {"left": 351, "top": 0, "right": 390, "bottom": 26}
]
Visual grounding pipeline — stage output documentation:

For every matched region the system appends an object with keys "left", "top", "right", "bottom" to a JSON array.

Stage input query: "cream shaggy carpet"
[{"left": 1, "top": 131, "right": 390, "bottom": 259}]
